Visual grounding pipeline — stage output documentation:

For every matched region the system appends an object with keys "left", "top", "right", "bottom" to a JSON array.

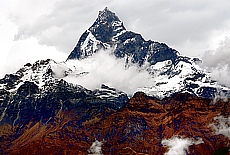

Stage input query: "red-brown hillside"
[{"left": 1, "top": 92, "right": 229, "bottom": 155}]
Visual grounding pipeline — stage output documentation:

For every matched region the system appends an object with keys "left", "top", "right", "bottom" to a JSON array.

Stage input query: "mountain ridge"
[
  {"left": 67, "top": 7, "right": 179, "bottom": 66},
  {"left": 66, "top": 7, "right": 230, "bottom": 99}
]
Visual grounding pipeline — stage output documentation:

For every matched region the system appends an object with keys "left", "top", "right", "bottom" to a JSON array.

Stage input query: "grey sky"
[{"left": 12, "top": 0, "right": 230, "bottom": 56}]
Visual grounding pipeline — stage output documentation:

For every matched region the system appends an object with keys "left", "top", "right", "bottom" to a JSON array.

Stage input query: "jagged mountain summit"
[
  {"left": 68, "top": 7, "right": 178, "bottom": 66},
  {"left": 67, "top": 7, "right": 230, "bottom": 99}
]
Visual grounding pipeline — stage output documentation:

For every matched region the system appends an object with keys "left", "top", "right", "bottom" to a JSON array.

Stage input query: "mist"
[
  {"left": 88, "top": 140, "right": 103, "bottom": 155},
  {"left": 161, "top": 136, "right": 203, "bottom": 155},
  {"left": 201, "top": 37, "right": 230, "bottom": 88},
  {"left": 209, "top": 115, "right": 230, "bottom": 139},
  {"left": 61, "top": 49, "right": 154, "bottom": 95}
]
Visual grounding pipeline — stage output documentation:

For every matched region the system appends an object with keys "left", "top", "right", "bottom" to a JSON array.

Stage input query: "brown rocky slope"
[{"left": 1, "top": 92, "right": 229, "bottom": 155}]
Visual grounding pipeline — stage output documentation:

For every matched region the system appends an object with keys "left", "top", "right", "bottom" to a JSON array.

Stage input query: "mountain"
[
  {"left": 0, "top": 7, "right": 229, "bottom": 155},
  {"left": 67, "top": 7, "right": 230, "bottom": 99}
]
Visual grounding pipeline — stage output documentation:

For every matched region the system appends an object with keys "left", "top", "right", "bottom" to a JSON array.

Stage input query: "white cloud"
[
  {"left": 0, "top": 0, "right": 65, "bottom": 78},
  {"left": 209, "top": 115, "right": 230, "bottom": 139},
  {"left": 201, "top": 37, "right": 230, "bottom": 87},
  {"left": 209, "top": 64, "right": 230, "bottom": 87},
  {"left": 9, "top": 0, "right": 230, "bottom": 56},
  {"left": 62, "top": 50, "right": 154, "bottom": 95},
  {"left": 88, "top": 140, "right": 103, "bottom": 155},
  {"left": 202, "top": 37, "right": 230, "bottom": 67},
  {"left": 0, "top": 37, "right": 67, "bottom": 78},
  {"left": 0, "top": 20, "right": 18, "bottom": 78},
  {"left": 162, "top": 136, "right": 203, "bottom": 155},
  {"left": 9, "top": 0, "right": 57, "bottom": 24}
]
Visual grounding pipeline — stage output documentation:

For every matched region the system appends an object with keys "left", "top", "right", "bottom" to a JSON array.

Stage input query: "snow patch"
[{"left": 81, "top": 31, "right": 99, "bottom": 55}]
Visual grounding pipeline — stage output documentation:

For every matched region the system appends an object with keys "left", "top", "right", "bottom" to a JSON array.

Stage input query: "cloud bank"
[
  {"left": 202, "top": 37, "right": 230, "bottom": 87},
  {"left": 62, "top": 50, "right": 154, "bottom": 95},
  {"left": 0, "top": 37, "right": 67, "bottom": 78}
]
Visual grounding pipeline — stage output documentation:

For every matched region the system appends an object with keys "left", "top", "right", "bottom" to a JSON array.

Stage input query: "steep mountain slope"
[
  {"left": 0, "top": 59, "right": 128, "bottom": 128},
  {"left": 67, "top": 7, "right": 230, "bottom": 99},
  {"left": 1, "top": 93, "right": 229, "bottom": 155}
]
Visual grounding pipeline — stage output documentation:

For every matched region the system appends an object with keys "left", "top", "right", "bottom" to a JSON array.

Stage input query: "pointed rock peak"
[
  {"left": 96, "top": 7, "right": 120, "bottom": 23},
  {"left": 89, "top": 7, "right": 126, "bottom": 42},
  {"left": 99, "top": 7, "right": 110, "bottom": 16}
]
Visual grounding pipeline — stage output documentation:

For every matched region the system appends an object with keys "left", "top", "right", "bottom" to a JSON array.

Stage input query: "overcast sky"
[{"left": 1, "top": 0, "right": 230, "bottom": 86}]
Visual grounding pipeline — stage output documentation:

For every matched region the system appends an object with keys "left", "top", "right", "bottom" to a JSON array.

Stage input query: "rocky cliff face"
[{"left": 0, "top": 7, "right": 229, "bottom": 155}]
